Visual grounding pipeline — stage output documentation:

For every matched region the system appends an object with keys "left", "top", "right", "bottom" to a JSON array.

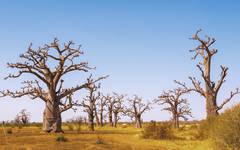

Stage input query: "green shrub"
[
  {"left": 142, "top": 121, "right": 174, "bottom": 139},
  {"left": 56, "top": 135, "right": 68, "bottom": 142},
  {"left": 212, "top": 104, "right": 240, "bottom": 149}
]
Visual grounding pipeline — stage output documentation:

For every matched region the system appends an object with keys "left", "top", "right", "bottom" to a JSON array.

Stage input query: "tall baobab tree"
[
  {"left": 126, "top": 95, "right": 151, "bottom": 128},
  {"left": 81, "top": 76, "right": 104, "bottom": 131},
  {"left": 155, "top": 86, "right": 192, "bottom": 128},
  {"left": 0, "top": 39, "right": 106, "bottom": 133},
  {"left": 112, "top": 93, "right": 125, "bottom": 127},
  {"left": 176, "top": 29, "right": 240, "bottom": 118}
]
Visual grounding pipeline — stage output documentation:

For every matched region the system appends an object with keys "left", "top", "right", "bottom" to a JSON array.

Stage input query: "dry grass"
[{"left": 0, "top": 124, "right": 213, "bottom": 150}]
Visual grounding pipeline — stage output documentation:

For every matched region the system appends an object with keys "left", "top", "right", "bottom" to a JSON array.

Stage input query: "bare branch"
[{"left": 217, "top": 88, "right": 240, "bottom": 111}]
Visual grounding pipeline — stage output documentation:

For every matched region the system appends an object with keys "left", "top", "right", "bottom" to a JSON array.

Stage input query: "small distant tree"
[
  {"left": 105, "top": 94, "right": 114, "bottom": 127},
  {"left": 97, "top": 94, "right": 107, "bottom": 127},
  {"left": 176, "top": 29, "right": 240, "bottom": 118},
  {"left": 81, "top": 76, "right": 104, "bottom": 131},
  {"left": 112, "top": 93, "right": 125, "bottom": 127},
  {"left": 15, "top": 109, "right": 30, "bottom": 126},
  {"left": 126, "top": 95, "right": 151, "bottom": 128},
  {"left": 155, "top": 86, "right": 192, "bottom": 128}
]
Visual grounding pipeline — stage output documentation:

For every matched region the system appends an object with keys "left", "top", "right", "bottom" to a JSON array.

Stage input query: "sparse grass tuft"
[
  {"left": 95, "top": 136, "right": 104, "bottom": 144},
  {"left": 66, "top": 124, "right": 74, "bottom": 131},
  {"left": 56, "top": 135, "right": 68, "bottom": 142}
]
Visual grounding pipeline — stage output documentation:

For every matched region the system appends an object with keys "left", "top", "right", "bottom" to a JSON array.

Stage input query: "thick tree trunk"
[
  {"left": 100, "top": 111, "right": 104, "bottom": 127},
  {"left": 206, "top": 94, "right": 218, "bottom": 118},
  {"left": 173, "top": 111, "right": 179, "bottom": 128},
  {"left": 113, "top": 112, "right": 118, "bottom": 127},
  {"left": 175, "top": 115, "right": 179, "bottom": 128},
  {"left": 135, "top": 115, "right": 142, "bottom": 128},
  {"left": 94, "top": 108, "right": 100, "bottom": 126},
  {"left": 109, "top": 109, "right": 113, "bottom": 127},
  {"left": 204, "top": 57, "right": 218, "bottom": 118},
  {"left": 172, "top": 117, "right": 177, "bottom": 128},
  {"left": 43, "top": 100, "right": 63, "bottom": 133},
  {"left": 88, "top": 112, "right": 94, "bottom": 131}
]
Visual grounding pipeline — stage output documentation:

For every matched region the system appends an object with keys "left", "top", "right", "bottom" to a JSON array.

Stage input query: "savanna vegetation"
[{"left": 0, "top": 30, "right": 240, "bottom": 150}]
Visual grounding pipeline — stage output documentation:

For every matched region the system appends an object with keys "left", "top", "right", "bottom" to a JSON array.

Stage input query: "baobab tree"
[
  {"left": 112, "top": 93, "right": 125, "bottom": 127},
  {"left": 176, "top": 29, "right": 240, "bottom": 118},
  {"left": 105, "top": 94, "right": 115, "bottom": 127},
  {"left": 155, "top": 86, "right": 192, "bottom": 128},
  {"left": 94, "top": 105, "right": 100, "bottom": 126},
  {"left": 96, "top": 94, "right": 108, "bottom": 127},
  {"left": 81, "top": 76, "right": 105, "bottom": 131},
  {"left": 15, "top": 109, "right": 31, "bottom": 125},
  {"left": 0, "top": 39, "right": 106, "bottom": 133},
  {"left": 126, "top": 95, "right": 151, "bottom": 128}
]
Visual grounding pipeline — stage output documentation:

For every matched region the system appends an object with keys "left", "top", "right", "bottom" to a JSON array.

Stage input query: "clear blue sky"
[{"left": 0, "top": 0, "right": 240, "bottom": 122}]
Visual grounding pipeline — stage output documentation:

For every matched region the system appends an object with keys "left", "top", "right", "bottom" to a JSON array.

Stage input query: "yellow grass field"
[{"left": 0, "top": 124, "right": 214, "bottom": 150}]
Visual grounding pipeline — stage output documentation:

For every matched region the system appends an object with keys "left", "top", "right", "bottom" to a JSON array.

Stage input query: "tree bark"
[
  {"left": 99, "top": 110, "right": 104, "bottom": 127},
  {"left": 94, "top": 107, "right": 100, "bottom": 126},
  {"left": 88, "top": 111, "right": 94, "bottom": 131},
  {"left": 204, "top": 57, "right": 218, "bottom": 118},
  {"left": 108, "top": 108, "right": 113, "bottom": 127},
  {"left": 206, "top": 94, "right": 218, "bottom": 118},
  {"left": 173, "top": 115, "right": 179, "bottom": 128},
  {"left": 135, "top": 115, "right": 142, "bottom": 128},
  {"left": 43, "top": 100, "right": 63, "bottom": 133},
  {"left": 113, "top": 112, "right": 118, "bottom": 127}
]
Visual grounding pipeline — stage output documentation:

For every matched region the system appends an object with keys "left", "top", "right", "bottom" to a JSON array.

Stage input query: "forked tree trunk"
[
  {"left": 135, "top": 115, "right": 142, "bottom": 128},
  {"left": 43, "top": 100, "right": 63, "bottom": 133},
  {"left": 173, "top": 110, "right": 179, "bottom": 128},
  {"left": 94, "top": 108, "right": 100, "bottom": 126}
]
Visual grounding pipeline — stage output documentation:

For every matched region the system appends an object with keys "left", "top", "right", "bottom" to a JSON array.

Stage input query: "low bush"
[
  {"left": 212, "top": 104, "right": 240, "bottom": 149},
  {"left": 6, "top": 128, "right": 13, "bottom": 134},
  {"left": 56, "top": 135, "right": 68, "bottom": 142},
  {"left": 189, "top": 124, "right": 198, "bottom": 130},
  {"left": 141, "top": 121, "right": 174, "bottom": 139},
  {"left": 178, "top": 125, "right": 186, "bottom": 131},
  {"left": 95, "top": 136, "right": 104, "bottom": 144},
  {"left": 197, "top": 116, "right": 216, "bottom": 140}
]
